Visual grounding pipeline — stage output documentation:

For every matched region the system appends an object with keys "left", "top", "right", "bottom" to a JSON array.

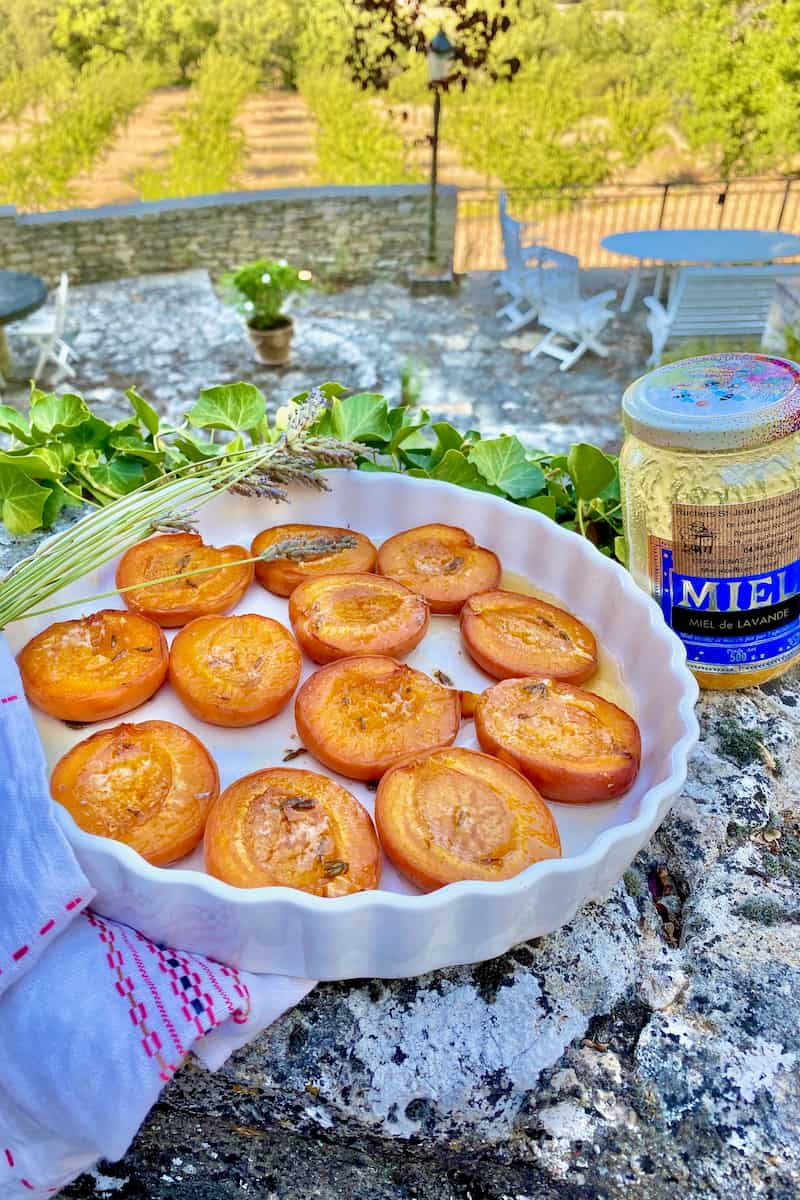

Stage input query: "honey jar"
[{"left": 619, "top": 353, "right": 800, "bottom": 689}]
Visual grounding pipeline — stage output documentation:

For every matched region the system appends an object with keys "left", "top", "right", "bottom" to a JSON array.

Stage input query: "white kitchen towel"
[{"left": 0, "top": 637, "right": 314, "bottom": 1197}]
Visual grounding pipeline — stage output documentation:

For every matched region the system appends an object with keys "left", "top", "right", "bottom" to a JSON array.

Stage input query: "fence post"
[
  {"left": 657, "top": 184, "right": 669, "bottom": 228},
  {"left": 777, "top": 179, "right": 792, "bottom": 230},
  {"left": 717, "top": 182, "right": 729, "bottom": 228}
]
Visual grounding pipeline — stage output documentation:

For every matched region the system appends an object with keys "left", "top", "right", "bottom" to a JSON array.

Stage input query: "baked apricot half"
[
  {"left": 288, "top": 573, "right": 429, "bottom": 664},
  {"left": 377, "top": 523, "right": 501, "bottom": 614},
  {"left": 251, "top": 523, "right": 377, "bottom": 597},
  {"left": 475, "top": 678, "right": 641, "bottom": 804},
  {"left": 169, "top": 614, "right": 301, "bottom": 727},
  {"left": 116, "top": 532, "right": 253, "bottom": 627},
  {"left": 51, "top": 719, "right": 219, "bottom": 865},
  {"left": 461, "top": 590, "right": 598, "bottom": 684},
  {"left": 294, "top": 655, "right": 461, "bottom": 781},
  {"left": 204, "top": 767, "right": 381, "bottom": 896},
  {"left": 18, "top": 609, "right": 168, "bottom": 722},
  {"left": 375, "top": 746, "right": 561, "bottom": 891}
]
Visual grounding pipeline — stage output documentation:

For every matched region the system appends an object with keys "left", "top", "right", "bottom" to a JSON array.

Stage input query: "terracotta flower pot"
[{"left": 248, "top": 317, "right": 294, "bottom": 366}]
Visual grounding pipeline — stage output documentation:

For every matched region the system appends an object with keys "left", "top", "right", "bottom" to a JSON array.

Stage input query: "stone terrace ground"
[{"left": 4, "top": 267, "right": 646, "bottom": 450}]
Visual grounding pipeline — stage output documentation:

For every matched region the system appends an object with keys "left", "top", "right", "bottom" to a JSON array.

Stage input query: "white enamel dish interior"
[{"left": 7, "top": 471, "right": 699, "bottom": 979}]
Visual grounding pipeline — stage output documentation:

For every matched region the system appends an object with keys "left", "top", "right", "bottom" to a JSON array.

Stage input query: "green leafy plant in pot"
[{"left": 222, "top": 258, "right": 312, "bottom": 366}]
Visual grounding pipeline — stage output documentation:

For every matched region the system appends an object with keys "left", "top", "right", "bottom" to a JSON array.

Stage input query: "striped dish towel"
[{"left": 0, "top": 637, "right": 314, "bottom": 1197}]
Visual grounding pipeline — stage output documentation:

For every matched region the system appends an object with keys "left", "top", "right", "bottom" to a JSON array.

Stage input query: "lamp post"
[{"left": 426, "top": 28, "right": 454, "bottom": 265}]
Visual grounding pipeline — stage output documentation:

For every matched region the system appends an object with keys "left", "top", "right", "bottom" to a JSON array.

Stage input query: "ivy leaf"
[
  {"left": 614, "top": 536, "right": 628, "bottom": 566},
  {"left": 330, "top": 393, "right": 391, "bottom": 443},
  {"left": 40, "top": 484, "right": 67, "bottom": 529},
  {"left": 430, "top": 422, "right": 464, "bottom": 467},
  {"left": 567, "top": 444, "right": 617, "bottom": 501},
  {"left": 189, "top": 382, "right": 266, "bottom": 432},
  {"left": 0, "top": 466, "right": 50, "bottom": 533},
  {"left": 431, "top": 450, "right": 501, "bottom": 493},
  {"left": 0, "top": 447, "right": 67, "bottom": 479},
  {"left": 0, "top": 405, "right": 34, "bottom": 443},
  {"left": 317, "top": 381, "right": 349, "bottom": 400},
  {"left": 30, "top": 390, "right": 91, "bottom": 436},
  {"left": 171, "top": 433, "right": 221, "bottom": 462},
  {"left": 522, "top": 494, "right": 558, "bottom": 519},
  {"left": 126, "top": 386, "right": 160, "bottom": 437},
  {"left": 108, "top": 434, "right": 166, "bottom": 463},
  {"left": 389, "top": 409, "right": 432, "bottom": 455},
  {"left": 68, "top": 414, "right": 115, "bottom": 450},
  {"left": 356, "top": 460, "right": 396, "bottom": 473},
  {"left": 85, "top": 458, "right": 148, "bottom": 496},
  {"left": 40, "top": 481, "right": 83, "bottom": 528},
  {"left": 468, "top": 436, "right": 546, "bottom": 499},
  {"left": 547, "top": 478, "right": 572, "bottom": 509}
]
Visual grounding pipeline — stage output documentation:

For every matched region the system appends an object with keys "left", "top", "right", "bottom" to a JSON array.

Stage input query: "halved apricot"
[
  {"left": 377, "top": 524, "right": 500, "bottom": 614},
  {"left": 116, "top": 532, "right": 253, "bottom": 627},
  {"left": 461, "top": 590, "right": 598, "bottom": 684},
  {"left": 169, "top": 614, "right": 301, "bottom": 727},
  {"left": 288, "top": 573, "right": 429, "bottom": 664},
  {"left": 475, "top": 678, "right": 641, "bottom": 803},
  {"left": 375, "top": 746, "right": 561, "bottom": 891},
  {"left": 252, "top": 523, "right": 377, "bottom": 597},
  {"left": 204, "top": 767, "right": 381, "bottom": 896},
  {"left": 17, "top": 609, "right": 168, "bottom": 722},
  {"left": 50, "top": 719, "right": 219, "bottom": 865},
  {"left": 294, "top": 655, "right": 461, "bottom": 781}
]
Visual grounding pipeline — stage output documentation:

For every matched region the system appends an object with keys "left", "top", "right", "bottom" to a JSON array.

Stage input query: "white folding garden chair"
[
  {"left": 522, "top": 250, "right": 617, "bottom": 372},
  {"left": 14, "top": 273, "right": 78, "bottom": 383},
  {"left": 495, "top": 192, "right": 543, "bottom": 332}
]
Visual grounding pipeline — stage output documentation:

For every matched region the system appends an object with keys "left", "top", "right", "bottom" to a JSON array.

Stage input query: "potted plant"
[{"left": 222, "top": 258, "right": 312, "bottom": 366}]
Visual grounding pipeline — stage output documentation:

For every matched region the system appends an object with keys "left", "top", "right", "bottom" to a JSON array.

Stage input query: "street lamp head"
[{"left": 427, "top": 28, "right": 455, "bottom": 84}]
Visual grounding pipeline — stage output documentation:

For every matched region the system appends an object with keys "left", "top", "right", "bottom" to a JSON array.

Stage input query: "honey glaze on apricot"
[
  {"left": 51, "top": 719, "right": 219, "bottom": 865},
  {"left": 375, "top": 747, "right": 561, "bottom": 891},
  {"left": 17, "top": 609, "right": 168, "bottom": 722},
  {"left": 377, "top": 524, "right": 501, "bottom": 614},
  {"left": 294, "top": 655, "right": 461, "bottom": 780},
  {"left": 204, "top": 767, "right": 381, "bottom": 896},
  {"left": 252, "top": 523, "right": 377, "bottom": 597},
  {"left": 116, "top": 532, "right": 253, "bottom": 627},
  {"left": 169, "top": 614, "right": 301, "bottom": 726},
  {"left": 461, "top": 589, "right": 598, "bottom": 684},
  {"left": 288, "top": 572, "right": 429, "bottom": 663},
  {"left": 475, "top": 678, "right": 641, "bottom": 804}
]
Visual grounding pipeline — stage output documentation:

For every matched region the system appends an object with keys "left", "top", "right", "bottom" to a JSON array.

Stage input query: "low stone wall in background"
[{"left": 0, "top": 184, "right": 457, "bottom": 287}]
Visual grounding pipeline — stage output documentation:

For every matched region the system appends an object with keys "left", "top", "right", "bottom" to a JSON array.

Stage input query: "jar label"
[{"left": 648, "top": 490, "right": 800, "bottom": 673}]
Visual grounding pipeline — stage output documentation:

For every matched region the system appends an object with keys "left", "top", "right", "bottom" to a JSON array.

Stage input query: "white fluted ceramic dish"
[{"left": 8, "top": 471, "right": 699, "bottom": 979}]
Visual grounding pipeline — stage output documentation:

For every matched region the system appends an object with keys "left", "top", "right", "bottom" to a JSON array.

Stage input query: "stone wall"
[{"left": 0, "top": 185, "right": 457, "bottom": 287}]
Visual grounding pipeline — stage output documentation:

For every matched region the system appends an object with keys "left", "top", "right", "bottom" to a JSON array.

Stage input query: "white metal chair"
[
  {"left": 14, "top": 273, "right": 78, "bottom": 383},
  {"left": 522, "top": 250, "right": 617, "bottom": 371},
  {"left": 643, "top": 264, "right": 800, "bottom": 365},
  {"left": 496, "top": 192, "right": 542, "bottom": 332}
]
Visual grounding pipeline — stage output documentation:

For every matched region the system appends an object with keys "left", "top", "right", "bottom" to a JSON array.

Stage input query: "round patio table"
[
  {"left": 0, "top": 270, "right": 48, "bottom": 383},
  {"left": 602, "top": 228, "right": 800, "bottom": 312}
]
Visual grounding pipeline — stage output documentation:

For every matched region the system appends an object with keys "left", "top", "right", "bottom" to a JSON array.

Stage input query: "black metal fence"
[{"left": 454, "top": 178, "right": 800, "bottom": 273}]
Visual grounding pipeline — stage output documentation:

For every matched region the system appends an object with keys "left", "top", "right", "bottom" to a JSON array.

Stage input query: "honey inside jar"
[{"left": 620, "top": 353, "right": 800, "bottom": 690}]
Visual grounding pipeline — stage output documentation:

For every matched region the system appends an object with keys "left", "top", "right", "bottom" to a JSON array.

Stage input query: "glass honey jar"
[{"left": 619, "top": 353, "right": 800, "bottom": 690}]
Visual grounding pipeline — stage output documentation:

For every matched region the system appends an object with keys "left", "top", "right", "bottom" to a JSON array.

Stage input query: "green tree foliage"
[
  {"left": 0, "top": 0, "right": 57, "bottom": 77},
  {"left": 136, "top": 49, "right": 258, "bottom": 199},
  {"left": 134, "top": 0, "right": 220, "bottom": 82},
  {"left": 215, "top": 0, "right": 298, "bottom": 85},
  {"left": 636, "top": 0, "right": 800, "bottom": 177},
  {"left": 0, "top": 54, "right": 165, "bottom": 209},
  {"left": 299, "top": 70, "right": 421, "bottom": 185},
  {"left": 51, "top": 0, "right": 139, "bottom": 67}
]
